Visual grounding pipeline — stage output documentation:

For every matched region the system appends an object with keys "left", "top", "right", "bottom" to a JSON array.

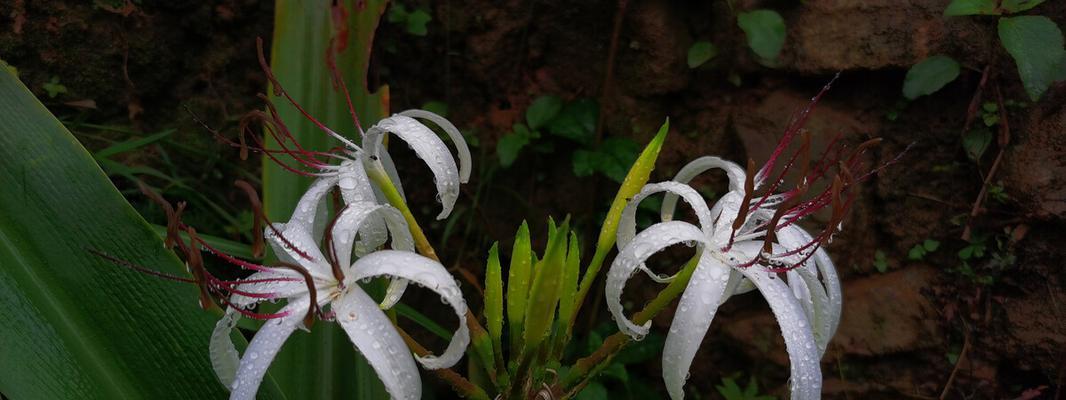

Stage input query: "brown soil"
[{"left": 3, "top": 0, "right": 1064, "bottom": 399}]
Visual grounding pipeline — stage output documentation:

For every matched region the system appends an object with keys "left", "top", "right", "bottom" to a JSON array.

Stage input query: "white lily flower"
[
  {"left": 606, "top": 82, "right": 887, "bottom": 399},
  {"left": 208, "top": 182, "right": 470, "bottom": 400}
]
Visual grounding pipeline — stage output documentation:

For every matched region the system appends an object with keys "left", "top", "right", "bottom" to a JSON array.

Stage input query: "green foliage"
[
  {"left": 421, "top": 100, "right": 449, "bottom": 116},
  {"left": 0, "top": 66, "right": 283, "bottom": 399},
  {"left": 387, "top": 3, "right": 431, "bottom": 36},
  {"left": 523, "top": 219, "right": 570, "bottom": 353},
  {"left": 687, "top": 41, "right": 718, "bottom": 68},
  {"left": 547, "top": 99, "right": 598, "bottom": 145},
  {"left": 496, "top": 126, "right": 532, "bottom": 167},
  {"left": 962, "top": 126, "right": 993, "bottom": 161},
  {"left": 944, "top": 0, "right": 1000, "bottom": 16},
  {"left": 737, "top": 10, "right": 786, "bottom": 61},
  {"left": 573, "top": 138, "right": 641, "bottom": 183},
  {"left": 908, "top": 239, "right": 941, "bottom": 260},
  {"left": 42, "top": 76, "right": 67, "bottom": 98},
  {"left": 902, "top": 55, "right": 960, "bottom": 99},
  {"left": 873, "top": 250, "right": 889, "bottom": 273},
  {"left": 575, "top": 382, "right": 609, "bottom": 400},
  {"left": 998, "top": 16, "right": 1066, "bottom": 101},
  {"left": 484, "top": 243, "right": 505, "bottom": 356},
  {"left": 507, "top": 221, "right": 533, "bottom": 355},
  {"left": 716, "top": 375, "right": 776, "bottom": 400},
  {"left": 526, "top": 95, "right": 564, "bottom": 130}
]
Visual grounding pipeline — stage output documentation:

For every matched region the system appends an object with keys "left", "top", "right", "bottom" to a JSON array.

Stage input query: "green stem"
[{"left": 558, "top": 252, "right": 701, "bottom": 395}]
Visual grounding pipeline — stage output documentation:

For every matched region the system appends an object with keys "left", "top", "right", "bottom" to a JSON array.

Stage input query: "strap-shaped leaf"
[{"left": 0, "top": 65, "right": 284, "bottom": 399}]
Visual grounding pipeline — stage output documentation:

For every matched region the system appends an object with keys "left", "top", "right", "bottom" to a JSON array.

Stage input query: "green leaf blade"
[
  {"left": 687, "top": 41, "right": 718, "bottom": 68},
  {"left": 506, "top": 221, "right": 533, "bottom": 355},
  {"left": 738, "top": 10, "right": 786, "bottom": 61}
]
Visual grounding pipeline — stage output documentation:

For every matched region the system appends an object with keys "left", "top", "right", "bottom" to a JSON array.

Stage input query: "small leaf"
[
  {"left": 998, "top": 16, "right": 1066, "bottom": 101},
  {"left": 405, "top": 9, "right": 431, "bottom": 36},
  {"left": 687, "top": 41, "right": 718, "bottom": 68},
  {"left": 903, "top": 55, "right": 961, "bottom": 99},
  {"left": 908, "top": 245, "right": 927, "bottom": 260},
  {"left": 873, "top": 250, "right": 888, "bottom": 273},
  {"left": 496, "top": 131, "right": 529, "bottom": 167},
  {"left": 962, "top": 127, "right": 993, "bottom": 161},
  {"left": 556, "top": 232, "right": 581, "bottom": 331},
  {"left": 944, "top": 0, "right": 1000, "bottom": 16},
  {"left": 526, "top": 95, "right": 563, "bottom": 130},
  {"left": 572, "top": 149, "right": 599, "bottom": 177},
  {"left": 737, "top": 10, "right": 786, "bottom": 61},
  {"left": 546, "top": 99, "right": 597, "bottom": 145},
  {"left": 923, "top": 239, "right": 941, "bottom": 252},
  {"left": 1001, "top": 0, "right": 1046, "bottom": 13},
  {"left": 42, "top": 76, "right": 67, "bottom": 98}
]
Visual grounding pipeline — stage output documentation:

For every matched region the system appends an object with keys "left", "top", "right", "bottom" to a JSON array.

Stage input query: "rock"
[
  {"left": 1000, "top": 98, "right": 1066, "bottom": 219},
  {"left": 780, "top": 0, "right": 995, "bottom": 73},
  {"left": 615, "top": 1, "right": 691, "bottom": 95}
]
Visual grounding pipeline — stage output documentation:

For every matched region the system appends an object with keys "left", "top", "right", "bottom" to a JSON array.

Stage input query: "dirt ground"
[{"left": 2, "top": 0, "right": 1064, "bottom": 399}]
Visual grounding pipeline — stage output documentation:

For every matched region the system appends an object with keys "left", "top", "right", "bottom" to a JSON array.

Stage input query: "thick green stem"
[{"left": 558, "top": 253, "right": 700, "bottom": 395}]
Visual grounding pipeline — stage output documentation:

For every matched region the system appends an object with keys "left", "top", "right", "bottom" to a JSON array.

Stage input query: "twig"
[
  {"left": 961, "top": 84, "right": 1010, "bottom": 241},
  {"left": 939, "top": 325, "right": 972, "bottom": 400}
]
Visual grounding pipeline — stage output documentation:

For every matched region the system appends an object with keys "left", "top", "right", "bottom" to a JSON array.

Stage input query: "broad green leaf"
[
  {"left": 998, "top": 16, "right": 1066, "bottom": 101},
  {"left": 687, "top": 41, "right": 718, "bottom": 68},
  {"left": 405, "top": 9, "right": 432, "bottom": 36},
  {"left": 944, "top": 0, "right": 999, "bottom": 16},
  {"left": 506, "top": 221, "right": 533, "bottom": 355},
  {"left": 546, "top": 98, "right": 598, "bottom": 145},
  {"left": 496, "top": 131, "right": 530, "bottom": 167},
  {"left": 903, "top": 55, "right": 960, "bottom": 99},
  {"left": 737, "top": 10, "right": 786, "bottom": 61},
  {"left": 1001, "top": 0, "right": 1046, "bottom": 13},
  {"left": 526, "top": 95, "right": 563, "bottom": 130},
  {"left": 523, "top": 220, "right": 569, "bottom": 353},
  {"left": 265, "top": 1, "right": 390, "bottom": 399},
  {"left": 573, "top": 119, "right": 669, "bottom": 322},
  {"left": 572, "top": 149, "right": 602, "bottom": 177},
  {"left": 0, "top": 65, "right": 283, "bottom": 399}
]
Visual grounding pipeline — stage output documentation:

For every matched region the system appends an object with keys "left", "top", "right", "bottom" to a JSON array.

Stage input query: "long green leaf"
[
  {"left": 263, "top": 1, "right": 389, "bottom": 399},
  {"left": 506, "top": 221, "right": 533, "bottom": 356},
  {"left": 0, "top": 64, "right": 284, "bottom": 399},
  {"left": 484, "top": 243, "right": 505, "bottom": 367},
  {"left": 523, "top": 220, "right": 569, "bottom": 353}
]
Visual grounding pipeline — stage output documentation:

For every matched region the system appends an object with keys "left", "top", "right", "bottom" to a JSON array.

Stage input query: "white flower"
[
  {"left": 606, "top": 91, "right": 876, "bottom": 399},
  {"left": 208, "top": 182, "right": 470, "bottom": 400}
]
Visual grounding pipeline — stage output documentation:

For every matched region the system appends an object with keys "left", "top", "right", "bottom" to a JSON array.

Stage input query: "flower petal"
[
  {"left": 265, "top": 223, "right": 329, "bottom": 278},
  {"left": 619, "top": 182, "right": 714, "bottom": 249},
  {"left": 779, "top": 224, "right": 841, "bottom": 337},
  {"left": 606, "top": 221, "right": 707, "bottom": 339},
  {"left": 329, "top": 202, "right": 415, "bottom": 309},
  {"left": 661, "top": 253, "right": 731, "bottom": 400},
  {"left": 661, "top": 156, "right": 747, "bottom": 223},
  {"left": 788, "top": 265, "right": 832, "bottom": 355},
  {"left": 210, "top": 308, "right": 241, "bottom": 390},
  {"left": 229, "top": 296, "right": 311, "bottom": 400},
  {"left": 731, "top": 244, "right": 822, "bottom": 400},
  {"left": 347, "top": 250, "right": 470, "bottom": 369},
  {"left": 334, "top": 286, "right": 422, "bottom": 400},
  {"left": 399, "top": 109, "right": 472, "bottom": 183},
  {"left": 375, "top": 148, "right": 407, "bottom": 203},
  {"left": 364, "top": 115, "right": 462, "bottom": 220}
]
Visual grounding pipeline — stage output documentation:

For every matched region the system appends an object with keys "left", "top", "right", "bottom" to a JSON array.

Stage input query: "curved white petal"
[
  {"left": 287, "top": 175, "right": 338, "bottom": 231},
  {"left": 330, "top": 202, "right": 415, "bottom": 309},
  {"left": 619, "top": 182, "right": 714, "bottom": 249},
  {"left": 210, "top": 308, "right": 241, "bottom": 390},
  {"left": 789, "top": 266, "right": 832, "bottom": 355},
  {"left": 334, "top": 286, "right": 422, "bottom": 400},
  {"left": 661, "top": 156, "right": 747, "bottom": 223},
  {"left": 399, "top": 109, "right": 472, "bottom": 183},
  {"left": 606, "top": 221, "right": 707, "bottom": 339},
  {"left": 229, "top": 296, "right": 311, "bottom": 400},
  {"left": 346, "top": 250, "right": 470, "bottom": 369},
  {"left": 779, "top": 225, "right": 842, "bottom": 337},
  {"left": 375, "top": 149, "right": 407, "bottom": 203},
  {"left": 662, "top": 253, "right": 731, "bottom": 400},
  {"left": 731, "top": 244, "right": 822, "bottom": 400},
  {"left": 265, "top": 223, "right": 329, "bottom": 278},
  {"left": 364, "top": 115, "right": 461, "bottom": 220}
]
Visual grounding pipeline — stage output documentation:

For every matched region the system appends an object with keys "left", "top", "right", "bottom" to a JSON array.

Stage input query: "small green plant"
[
  {"left": 387, "top": 2, "right": 432, "bottom": 36},
  {"left": 945, "top": 0, "right": 1066, "bottom": 100},
  {"left": 908, "top": 239, "right": 941, "bottom": 260},
  {"left": 737, "top": 9, "right": 786, "bottom": 63},
  {"left": 687, "top": 41, "right": 719, "bottom": 68},
  {"left": 42, "top": 76, "right": 68, "bottom": 98},
  {"left": 902, "top": 55, "right": 961, "bottom": 99},
  {"left": 873, "top": 250, "right": 889, "bottom": 273},
  {"left": 716, "top": 374, "right": 776, "bottom": 400}
]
